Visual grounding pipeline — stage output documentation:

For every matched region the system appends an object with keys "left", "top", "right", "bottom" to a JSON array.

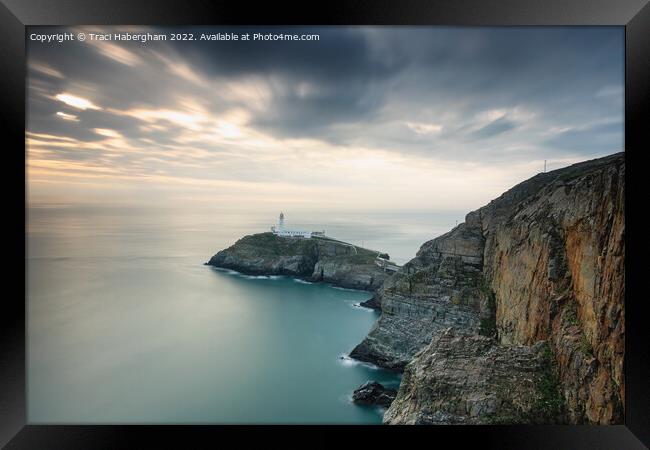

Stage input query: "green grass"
[
  {"left": 563, "top": 302, "right": 580, "bottom": 327},
  {"left": 332, "top": 253, "right": 376, "bottom": 265},
  {"left": 479, "top": 317, "right": 497, "bottom": 337},
  {"left": 579, "top": 335, "right": 593, "bottom": 357},
  {"left": 534, "top": 343, "right": 565, "bottom": 421},
  {"left": 561, "top": 301, "right": 593, "bottom": 358}
]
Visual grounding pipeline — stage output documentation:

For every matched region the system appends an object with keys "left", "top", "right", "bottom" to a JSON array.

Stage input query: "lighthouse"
[
  {"left": 271, "top": 212, "right": 325, "bottom": 238},
  {"left": 278, "top": 212, "right": 285, "bottom": 232}
]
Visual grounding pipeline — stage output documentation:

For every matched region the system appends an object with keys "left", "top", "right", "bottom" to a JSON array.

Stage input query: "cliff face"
[
  {"left": 349, "top": 220, "right": 485, "bottom": 369},
  {"left": 479, "top": 153, "right": 625, "bottom": 424},
  {"left": 384, "top": 329, "right": 563, "bottom": 424},
  {"left": 354, "top": 153, "right": 624, "bottom": 424},
  {"left": 207, "top": 233, "right": 391, "bottom": 291}
]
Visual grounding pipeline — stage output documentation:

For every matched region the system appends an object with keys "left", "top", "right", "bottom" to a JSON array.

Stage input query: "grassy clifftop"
[{"left": 207, "top": 232, "right": 392, "bottom": 291}]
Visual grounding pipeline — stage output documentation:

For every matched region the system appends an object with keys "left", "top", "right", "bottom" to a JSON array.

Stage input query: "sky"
[{"left": 26, "top": 26, "right": 624, "bottom": 215}]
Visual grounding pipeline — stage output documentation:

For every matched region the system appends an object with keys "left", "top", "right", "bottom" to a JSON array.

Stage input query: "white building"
[{"left": 271, "top": 212, "right": 324, "bottom": 238}]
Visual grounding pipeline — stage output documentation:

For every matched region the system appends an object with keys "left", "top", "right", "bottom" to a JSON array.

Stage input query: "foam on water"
[
  {"left": 337, "top": 353, "right": 380, "bottom": 370},
  {"left": 210, "top": 267, "right": 283, "bottom": 280},
  {"left": 241, "top": 274, "right": 282, "bottom": 280},
  {"left": 331, "top": 285, "right": 366, "bottom": 293},
  {"left": 350, "top": 302, "right": 375, "bottom": 312}
]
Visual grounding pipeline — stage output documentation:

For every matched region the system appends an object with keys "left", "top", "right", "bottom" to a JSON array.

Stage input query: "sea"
[{"left": 27, "top": 206, "right": 462, "bottom": 424}]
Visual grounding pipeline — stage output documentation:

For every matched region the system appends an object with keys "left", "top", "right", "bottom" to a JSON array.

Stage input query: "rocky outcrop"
[
  {"left": 311, "top": 256, "right": 387, "bottom": 291},
  {"left": 349, "top": 219, "right": 486, "bottom": 370},
  {"left": 208, "top": 233, "right": 319, "bottom": 276},
  {"left": 352, "top": 381, "right": 397, "bottom": 408},
  {"left": 359, "top": 295, "right": 381, "bottom": 310},
  {"left": 207, "top": 233, "right": 391, "bottom": 291},
  {"left": 384, "top": 328, "right": 563, "bottom": 424},
  {"left": 352, "top": 152, "right": 625, "bottom": 424}
]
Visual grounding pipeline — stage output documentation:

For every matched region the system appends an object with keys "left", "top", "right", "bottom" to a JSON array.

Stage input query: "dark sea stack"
[
  {"left": 207, "top": 232, "right": 394, "bottom": 291},
  {"left": 351, "top": 152, "right": 625, "bottom": 425},
  {"left": 352, "top": 381, "right": 397, "bottom": 408}
]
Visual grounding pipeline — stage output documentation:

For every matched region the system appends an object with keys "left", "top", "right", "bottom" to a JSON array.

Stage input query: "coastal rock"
[
  {"left": 349, "top": 220, "right": 485, "bottom": 370},
  {"left": 352, "top": 381, "right": 397, "bottom": 408},
  {"left": 207, "top": 232, "right": 392, "bottom": 291},
  {"left": 359, "top": 295, "right": 381, "bottom": 310},
  {"left": 352, "top": 152, "right": 625, "bottom": 424},
  {"left": 480, "top": 152, "right": 625, "bottom": 424},
  {"left": 312, "top": 257, "right": 385, "bottom": 291},
  {"left": 384, "top": 329, "right": 564, "bottom": 424}
]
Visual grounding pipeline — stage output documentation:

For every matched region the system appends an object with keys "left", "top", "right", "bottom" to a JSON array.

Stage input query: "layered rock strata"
[
  {"left": 352, "top": 153, "right": 624, "bottom": 424},
  {"left": 207, "top": 232, "right": 391, "bottom": 291},
  {"left": 384, "top": 329, "right": 564, "bottom": 424}
]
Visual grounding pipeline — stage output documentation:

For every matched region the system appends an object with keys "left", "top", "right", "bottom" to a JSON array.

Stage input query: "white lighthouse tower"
[
  {"left": 278, "top": 212, "right": 285, "bottom": 232},
  {"left": 271, "top": 212, "right": 324, "bottom": 238}
]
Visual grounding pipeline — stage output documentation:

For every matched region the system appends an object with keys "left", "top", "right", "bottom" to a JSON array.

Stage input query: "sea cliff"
[{"left": 352, "top": 152, "right": 624, "bottom": 424}]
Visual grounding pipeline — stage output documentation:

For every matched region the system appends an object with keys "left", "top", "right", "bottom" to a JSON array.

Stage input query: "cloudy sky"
[{"left": 27, "top": 26, "right": 624, "bottom": 214}]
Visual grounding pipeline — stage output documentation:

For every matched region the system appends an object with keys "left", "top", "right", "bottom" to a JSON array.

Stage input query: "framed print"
[{"left": 1, "top": 0, "right": 649, "bottom": 448}]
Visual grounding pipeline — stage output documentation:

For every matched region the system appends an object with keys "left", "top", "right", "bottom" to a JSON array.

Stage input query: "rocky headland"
[
  {"left": 207, "top": 232, "right": 392, "bottom": 291},
  {"left": 352, "top": 152, "right": 624, "bottom": 424},
  {"left": 206, "top": 152, "right": 624, "bottom": 425}
]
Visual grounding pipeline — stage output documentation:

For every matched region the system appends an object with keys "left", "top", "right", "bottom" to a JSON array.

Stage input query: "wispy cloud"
[
  {"left": 29, "top": 61, "right": 64, "bottom": 78},
  {"left": 54, "top": 93, "right": 102, "bottom": 110},
  {"left": 26, "top": 26, "right": 624, "bottom": 212},
  {"left": 89, "top": 41, "right": 141, "bottom": 66},
  {"left": 406, "top": 122, "right": 443, "bottom": 135},
  {"left": 56, "top": 111, "right": 79, "bottom": 122}
]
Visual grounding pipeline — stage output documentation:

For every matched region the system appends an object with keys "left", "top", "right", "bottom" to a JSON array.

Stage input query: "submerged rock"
[{"left": 352, "top": 381, "right": 397, "bottom": 408}]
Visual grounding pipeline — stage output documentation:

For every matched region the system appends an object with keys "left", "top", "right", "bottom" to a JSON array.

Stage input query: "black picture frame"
[{"left": 2, "top": 0, "right": 649, "bottom": 448}]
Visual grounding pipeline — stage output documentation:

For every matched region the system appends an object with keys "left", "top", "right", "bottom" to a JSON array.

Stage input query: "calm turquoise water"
[{"left": 27, "top": 207, "right": 461, "bottom": 424}]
